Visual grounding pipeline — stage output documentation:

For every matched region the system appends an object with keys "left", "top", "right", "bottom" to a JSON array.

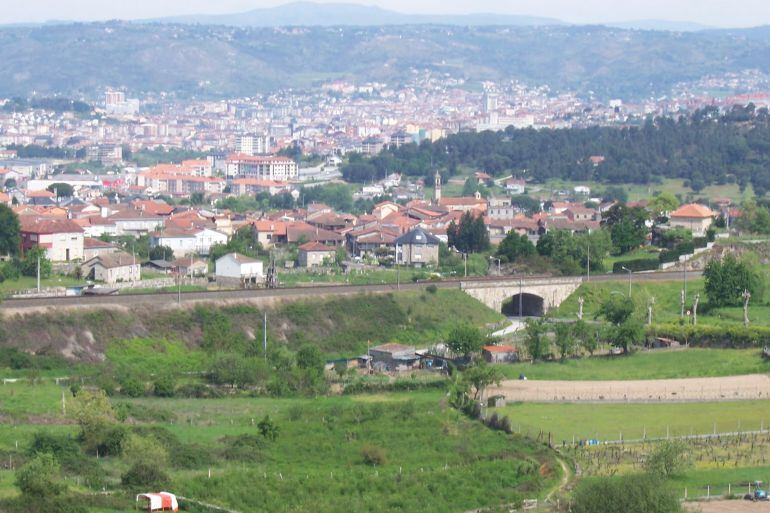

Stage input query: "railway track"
[{"left": 0, "top": 270, "right": 700, "bottom": 310}]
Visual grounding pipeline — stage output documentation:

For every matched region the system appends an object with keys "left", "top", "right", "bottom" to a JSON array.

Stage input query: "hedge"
[
  {"left": 693, "top": 237, "right": 708, "bottom": 249},
  {"left": 659, "top": 250, "right": 680, "bottom": 263},
  {"left": 613, "top": 258, "right": 660, "bottom": 273},
  {"left": 646, "top": 323, "right": 770, "bottom": 348}
]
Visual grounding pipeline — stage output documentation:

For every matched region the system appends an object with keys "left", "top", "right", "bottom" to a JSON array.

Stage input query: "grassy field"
[
  {"left": 0, "top": 274, "right": 82, "bottom": 295},
  {"left": 0, "top": 383, "right": 560, "bottom": 513},
  {"left": 0, "top": 289, "right": 505, "bottom": 362},
  {"left": 497, "top": 348, "right": 770, "bottom": 381},
  {"left": 495, "top": 401, "right": 770, "bottom": 442},
  {"left": 537, "top": 178, "right": 755, "bottom": 204},
  {"left": 554, "top": 276, "right": 770, "bottom": 328}
]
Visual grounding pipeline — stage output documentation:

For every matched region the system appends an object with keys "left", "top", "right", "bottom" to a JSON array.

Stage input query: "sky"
[{"left": 1, "top": 0, "right": 767, "bottom": 28}]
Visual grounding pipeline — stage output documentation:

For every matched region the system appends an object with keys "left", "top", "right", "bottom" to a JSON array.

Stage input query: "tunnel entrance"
[{"left": 502, "top": 293, "right": 545, "bottom": 317}]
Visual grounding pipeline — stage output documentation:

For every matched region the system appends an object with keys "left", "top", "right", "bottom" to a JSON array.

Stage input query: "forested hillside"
[
  {"left": 345, "top": 105, "right": 770, "bottom": 195},
  {"left": 1, "top": 22, "right": 770, "bottom": 98}
]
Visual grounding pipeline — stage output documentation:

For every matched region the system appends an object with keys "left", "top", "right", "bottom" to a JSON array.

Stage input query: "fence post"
[
  {"left": 684, "top": 488, "right": 687, "bottom": 500},
  {"left": 707, "top": 485, "right": 710, "bottom": 499},
  {"left": 729, "top": 483, "right": 731, "bottom": 496}
]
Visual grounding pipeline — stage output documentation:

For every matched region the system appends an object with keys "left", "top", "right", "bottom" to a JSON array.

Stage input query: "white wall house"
[
  {"left": 215, "top": 253, "right": 264, "bottom": 287},
  {"left": 151, "top": 228, "right": 228, "bottom": 256}
]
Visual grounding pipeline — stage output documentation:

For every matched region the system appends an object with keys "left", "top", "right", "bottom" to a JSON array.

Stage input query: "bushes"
[
  {"left": 647, "top": 323, "right": 770, "bottom": 347},
  {"left": 484, "top": 412, "right": 513, "bottom": 434},
  {"left": 612, "top": 258, "right": 658, "bottom": 273},
  {"left": 360, "top": 444, "right": 387, "bottom": 466},
  {"left": 121, "top": 462, "right": 170, "bottom": 490},
  {"left": 658, "top": 241, "right": 697, "bottom": 263}
]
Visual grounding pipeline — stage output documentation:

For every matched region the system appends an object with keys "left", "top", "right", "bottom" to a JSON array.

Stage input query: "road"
[{"left": 0, "top": 270, "right": 701, "bottom": 311}]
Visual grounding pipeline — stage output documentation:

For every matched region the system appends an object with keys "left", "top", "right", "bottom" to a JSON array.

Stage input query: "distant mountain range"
[
  {"left": 144, "top": 2, "right": 719, "bottom": 32},
  {"left": 0, "top": 2, "right": 728, "bottom": 32},
  {"left": 1, "top": 22, "right": 768, "bottom": 100},
  {"left": 146, "top": 2, "right": 566, "bottom": 28}
]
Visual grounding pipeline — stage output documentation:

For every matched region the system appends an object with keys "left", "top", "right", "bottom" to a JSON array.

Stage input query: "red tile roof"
[{"left": 670, "top": 203, "right": 714, "bottom": 219}]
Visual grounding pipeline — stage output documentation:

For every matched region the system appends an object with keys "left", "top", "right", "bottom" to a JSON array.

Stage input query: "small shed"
[
  {"left": 136, "top": 492, "right": 179, "bottom": 512},
  {"left": 215, "top": 252, "right": 264, "bottom": 287},
  {"left": 368, "top": 343, "right": 419, "bottom": 371},
  {"left": 482, "top": 345, "right": 519, "bottom": 364}
]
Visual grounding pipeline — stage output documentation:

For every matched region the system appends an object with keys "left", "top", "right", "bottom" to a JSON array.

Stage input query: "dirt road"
[
  {"left": 686, "top": 500, "right": 770, "bottom": 512},
  {"left": 490, "top": 374, "right": 770, "bottom": 403}
]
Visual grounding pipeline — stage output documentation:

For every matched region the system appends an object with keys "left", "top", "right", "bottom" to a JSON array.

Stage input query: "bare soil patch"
[
  {"left": 490, "top": 375, "right": 770, "bottom": 403},
  {"left": 686, "top": 499, "right": 770, "bottom": 513}
]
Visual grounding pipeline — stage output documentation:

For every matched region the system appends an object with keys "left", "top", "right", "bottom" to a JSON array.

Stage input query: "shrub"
[
  {"left": 121, "top": 462, "right": 170, "bottom": 490},
  {"left": 152, "top": 373, "right": 176, "bottom": 398},
  {"left": 27, "top": 432, "right": 83, "bottom": 470},
  {"left": 360, "top": 444, "right": 387, "bottom": 466},
  {"left": 647, "top": 323, "right": 770, "bottom": 348},
  {"left": 572, "top": 474, "right": 682, "bottom": 513},
  {"left": 426, "top": 284, "right": 438, "bottom": 294},
  {"left": 175, "top": 383, "right": 223, "bottom": 399},
  {"left": 220, "top": 434, "right": 265, "bottom": 461},
  {"left": 119, "top": 376, "right": 145, "bottom": 398}
]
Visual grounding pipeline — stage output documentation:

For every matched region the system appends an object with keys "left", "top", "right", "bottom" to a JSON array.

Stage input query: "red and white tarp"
[{"left": 136, "top": 492, "right": 179, "bottom": 512}]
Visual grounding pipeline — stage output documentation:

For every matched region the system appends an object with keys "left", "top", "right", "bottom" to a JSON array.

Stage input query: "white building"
[
  {"left": 215, "top": 253, "right": 264, "bottom": 287},
  {"left": 20, "top": 217, "right": 84, "bottom": 262},
  {"left": 237, "top": 134, "right": 272, "bottom": 155},
  {"left": 226, "top": 154, "right": 298, "bottom": 181},
  {"left": 151, "top": 227, "right": 228, "bottom": 257}
]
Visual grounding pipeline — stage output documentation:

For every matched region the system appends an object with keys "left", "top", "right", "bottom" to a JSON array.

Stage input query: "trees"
[
  {"left": 462, "top": 360, "right": 503, "bottom": 400},
  {"left": 446, "top": 323, "right": 484, "bottom": 357},
  {"left": 523, "top": 318, "right": 548, "bottom": 361},
  {"left": 602, "top": 204, "right": 648, "bottom": 254},
  {"left": 0, "top": 205, "right": 20, "bottom": 256},
  {"left": 496, "top": 231, "right": 535, "bottom": 263},
  {"left": 599, "top": 295, "right": 635, "bottom": 325},
  {"left": 600, "top": 295, "right": 641, "bottom": 353},
  {"left": 644, "top": 441, "right": 691, "bottom": 478},
  {"left": 648, "top": 191, "right": 679, "bottom": 219},
  {"left": 447, "top": 212, "right": 489, "bottom": 253},
  {"left": 46, "top": 183, "right": 74, "bottom": 198},
  {"left": 296, "top": 344, "right": 324, "bottom": 374},
  {"left": 553, "top": 323, "right": 574, "bottom": 360},
  {"left": 20, "top": 246, "right": 52, "bottom": 278},
  {"left": 571, "top": 474, "right": 682, "bottom": 513},
  {"left": 703, "top": 254, "right": 762, "bottom": 307},
  {"left": 537, "top": 229, "right": 612, "bottom": 275},
  {"left": 148, "top": 245, "right": 174, "bottom": 261},
  {"left": 15, "top": 453, "right": 66, "bottom": 500}
]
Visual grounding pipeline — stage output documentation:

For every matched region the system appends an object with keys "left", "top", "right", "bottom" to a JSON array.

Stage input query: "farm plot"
[{"left": 489, "top": 375, "right": 770, "bottom": 403}]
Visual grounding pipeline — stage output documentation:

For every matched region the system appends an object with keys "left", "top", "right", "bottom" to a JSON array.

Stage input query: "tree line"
[{"left": 342, "top": 104, "right": 770, "bottom": 196}]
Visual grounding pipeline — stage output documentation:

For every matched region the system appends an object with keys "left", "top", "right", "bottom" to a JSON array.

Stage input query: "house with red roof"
[
  {"left": 19, "top": 216, "right": 84, "bottom": 261},
  {"left": 298, "top": 242, "right": 337, "bottom": 268},
  {"left": 669, "top": 203, "right": 714, "bottom": 236}
]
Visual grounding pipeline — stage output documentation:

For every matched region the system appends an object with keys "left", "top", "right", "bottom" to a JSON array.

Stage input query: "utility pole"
[
  {"left": 518, "top": 276, "right": 523, "bottom": 320},
  {"left": 621, "top": 266, "right": 632, "bottom": 297},
  {"left": 586, "top": 242, "right": 590, "bottom": 282},
  {"left": 263, "top": 311, "right": 268, "bottom": 362},
  {"left": 36, "top": 255, "right": 40, "bottom": 293},
  {"left": 463, "top": 252, "right": 467, "bottom": 278}
]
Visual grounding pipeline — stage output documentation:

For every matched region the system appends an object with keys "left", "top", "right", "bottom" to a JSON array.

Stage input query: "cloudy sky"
[{"left": 1, "top": 0, "right": 766, "bottom": 28}]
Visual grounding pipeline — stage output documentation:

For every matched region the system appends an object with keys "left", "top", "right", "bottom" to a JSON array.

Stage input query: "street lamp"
[{"left": 621, "top": 266, "right": 632, "bottom": 297}]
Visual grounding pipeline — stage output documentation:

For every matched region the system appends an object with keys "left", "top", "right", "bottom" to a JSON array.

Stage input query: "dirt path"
[
  {"left": 686, "top": 500, "right": 770, "bottom": 512},
  {"left": 490, "top": 374, "right": 770, "bottom": 403}
]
